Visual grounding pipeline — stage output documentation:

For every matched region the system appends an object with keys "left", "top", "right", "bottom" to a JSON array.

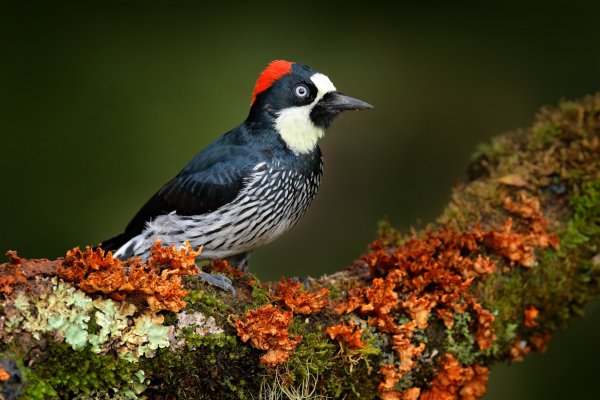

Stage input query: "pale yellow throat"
[{"left": 275, "top": 73, "right": 336, "bottom": 155}]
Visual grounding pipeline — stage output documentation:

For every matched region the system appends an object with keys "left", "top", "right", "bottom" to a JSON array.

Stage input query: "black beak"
[
  {"left": 310, "top": 91, "right": 373, "bottom": 129},
  {"left": 319, "top": 91, "right": 374, "bottom": 112}
]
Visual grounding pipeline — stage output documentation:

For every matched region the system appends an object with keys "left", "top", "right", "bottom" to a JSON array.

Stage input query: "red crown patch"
[{"left": 251, "top": 60, "right": 294, "bottom": 106}]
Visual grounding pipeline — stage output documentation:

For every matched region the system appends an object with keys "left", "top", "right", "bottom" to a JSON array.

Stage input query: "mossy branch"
[{"left": 1, "top": 94, "right": 599, "bottom": 399}]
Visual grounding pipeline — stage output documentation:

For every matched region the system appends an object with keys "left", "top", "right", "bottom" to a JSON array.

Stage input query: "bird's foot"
[
  {"left": 225, "top": 252, "right": 251, "bottom": 272},
  {"left": 195, "top": 272, "right": 236, "bottom": 297},
  {"left": 291, "top": 276, "right": 312, "bottom": 289}
]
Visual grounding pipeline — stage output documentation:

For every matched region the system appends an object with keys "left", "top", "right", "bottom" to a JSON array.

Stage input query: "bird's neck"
[{"left": 274, "top": 107, "right": 324, "bottom": 155}]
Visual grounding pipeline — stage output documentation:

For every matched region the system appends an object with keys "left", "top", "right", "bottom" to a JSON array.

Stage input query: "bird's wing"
[{"left": 121, "top": 143, "right": 261, "bottom": 238}]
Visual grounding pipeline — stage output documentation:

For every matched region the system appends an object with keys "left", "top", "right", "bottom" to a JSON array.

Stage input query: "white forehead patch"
[
  {"left": 310, "top": 73, "right": 337, "bottom": 99},
  {"left": 275, "top": 73, "right": 337, "bottom": 155}
]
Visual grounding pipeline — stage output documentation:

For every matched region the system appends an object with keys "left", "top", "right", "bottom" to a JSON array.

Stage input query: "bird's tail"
[
  {"left": 98, "top": 232, "right": 128, "bottom": 251},
  {"left": 97, "top": 232, "right": 134, "bottom": 258}
]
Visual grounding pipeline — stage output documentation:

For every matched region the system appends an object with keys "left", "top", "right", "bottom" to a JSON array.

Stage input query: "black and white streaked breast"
[{"left": 118, "top": 158, "right": 323, "bottom": 259}]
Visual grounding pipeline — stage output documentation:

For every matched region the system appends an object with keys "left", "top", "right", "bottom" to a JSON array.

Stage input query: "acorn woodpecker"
[{"left": 100, "top": 60, "right": 372, "bottom": 290}]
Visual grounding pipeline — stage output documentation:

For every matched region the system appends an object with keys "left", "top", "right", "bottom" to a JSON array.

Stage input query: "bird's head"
[{"left": 248, "top": 60, "right": 373, "bottom": 155}]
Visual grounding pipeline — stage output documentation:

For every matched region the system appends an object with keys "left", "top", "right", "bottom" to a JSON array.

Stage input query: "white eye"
[{"left": 294, "top": 84, "right": 308, "bottom": 98}]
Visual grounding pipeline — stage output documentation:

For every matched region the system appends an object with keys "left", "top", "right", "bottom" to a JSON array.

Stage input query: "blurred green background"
[{"left": 1, "top": 1, "right": 599, "bottom": 398}]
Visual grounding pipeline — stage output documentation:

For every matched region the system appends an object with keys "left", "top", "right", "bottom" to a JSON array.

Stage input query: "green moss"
[
  {"left": 561, "top": 179, "right": 600, "bottom": 254},
  {"left": 250, "top": 283, "right": 271, "bottom": 308},
  {"left": 327, "top": 284, "right": 342, "bottom": 302},
  {"left": 377, "top": 218, "right": 405, "bottom": 247},
  {"left": 473, "top": 135, "right": 508, "bottom": 162},
  {"left": 183, "top": 289, "right": 203, "bottom": 304},
  {"left": 142, "top": 333, "right": 260, "bottom": 400},
  {"left": 21, "top": 344, "right": 144, "bottom": 399},
  {"left": 181, "top": 330, "right": 237, "bottom": 352},
  {"left": 524, "top": 179, "right": 600, "bottom": 332},
  {"left": 288, "top": 329, "right": 336, "bottom": 379},
  {"left": 185, "top": 290, "right": 231, "bottom": 313},
  {"left": 20, "top": 362, "right": 57, "bottom": 400},
  {"left": 476, "top": 179, "right": 600, "bottom": 360},
  {"left": 476, "top": 267, "right": 523, "bottom": 359},
  {"left": 161, "top": 311, "right": 178, "bottom": 326},
  {"left": 529, "top": 121, "right": 560, "bottom": 149},
  {"left": 559, "top": 100, "right": 582, "bottom": 117},
  {"left": 185, "top": 289, "right": 233, "bottom": 323},
  {"left": 284, "top": 318, "right": 381, "bottom": 398},
  {"left": 444, "top": 181, "right": 503, "bottom": 230}
]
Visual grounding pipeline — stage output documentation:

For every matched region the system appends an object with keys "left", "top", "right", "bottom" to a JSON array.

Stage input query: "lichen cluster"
[
  {"left": 332, "top": 191, "right": 558, "bottom": 399},
  {"left": 58, "top": 240, "right": 200, "bottom": 312},
  {"left": 0, "top": 242, "right": 227, "bottom": 399},
  {"left": 0, "top": 277, "right": 166, "bottom": 398}
]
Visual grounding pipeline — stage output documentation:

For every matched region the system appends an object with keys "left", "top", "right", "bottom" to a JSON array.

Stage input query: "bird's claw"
[
  {"left": 198, "top": 272, "right": 236, "bottom": 297},
  {"left": 291, "top": 276, "right": 312, "bottom": 289}
]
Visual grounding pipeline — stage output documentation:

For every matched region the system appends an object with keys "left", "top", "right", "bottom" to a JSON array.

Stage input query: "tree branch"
[{"left": 1, "top": 94, "right": 598, "bottom": 400}]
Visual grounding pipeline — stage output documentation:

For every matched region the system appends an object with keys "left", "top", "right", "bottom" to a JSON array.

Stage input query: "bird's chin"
[{"left": 309, "top": 106, "right": 339, "bottom": 129}]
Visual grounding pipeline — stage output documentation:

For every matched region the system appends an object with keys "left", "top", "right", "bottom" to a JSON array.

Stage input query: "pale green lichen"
[
  {"left": 88, "top": 298, "right": 172, "bottom": 362},
  {"left": 15, "top": 278, "right": 93, "bottom": 349},
  {"left": 445, "top": 311, "right": 511, "bottom": 365},
  {"left": 5, "top": 277, "right": 172, "bottom": 363},
  {"left": 88, "top": 299, "right": 137, "bottom": 351},
  {"left": 117, "top": 313, "right": 171, "bottom": 362}
]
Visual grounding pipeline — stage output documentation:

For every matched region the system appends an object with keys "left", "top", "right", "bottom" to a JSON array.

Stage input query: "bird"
[{"left": 100, "top": 60, "right": 372, "bottom": 292}]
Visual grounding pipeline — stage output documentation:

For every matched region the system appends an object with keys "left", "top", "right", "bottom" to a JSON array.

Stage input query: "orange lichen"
[
  {"left": 509, "top": 339, "right": 531, "bottom": 362},
  {"left": 0, "top": 251, "right": 29, "bottom": 295},
  {"left": 343, "top": 229, "right": 498, "bottom": 389},
  {"left": 524, "top": 305, "right": 539, "bottom": 328},
  {"left": 340, "top": 230, "right": 498, "bottom": 340},
  {"left": 482, "top": 218, "right": 536, "bottom": 267},
  {"left": 259, "top": 348, "right": 293, "bottom": 367},
  {"left": 335, "top": 287, "right": 364, "bottom": 315},
  {"left": 484, "top": 192, "right": 559, "bottom": 267},
  {"left": 399, "top": 387, "right": 421, "bottom": 400},
  {"left": 401, "top": 293, "right": 436, "bottom": 330},
  {"left": 342, "top": 192, "right": 556, "bottom": 394},
  {"left": 469, "top": 299, "right": 496, "bottom": 350},
  {"left": 326, "top": 321, "right": 366, "bottom": 349},
  {"left": 58, "top": 241, "right": 200, "bottom": 312},
  {"left": 0, "top": 366, "right": 9, "bottom": 382},
  {"left": 0, "top": 270, "right": 26, "bottom": 296},
  {"left": 1, "top": 251, "right": 74, "bottom": 297},
  {"left": 378, "top": 364, "right": 402, "bottom": 400},
  {"left": 392, "top": 322, "right": 426, "bottom": 374},
  {"left": 420, "top": 354, "right": 489, "bottom": 400},
  {"left": 503, "top": 192, "right": 551, "bottom": 223},
  {"left": 529, "top": 332, "right": 552, "bottom": 353},
  {"left": 146, "top": 239, "right": 201, "bottom": 273},
  {"left": 338, "top": 270, "right": 405, "bottom": 334},
  {"left": 235, "top": 304, "right": 301, "bottom": 367},
  {"left": 437, "top": 308, "right": 456, "bottom": 329},
  {"left": 272, "top": 278, "right": 328, "bottom": 315}
]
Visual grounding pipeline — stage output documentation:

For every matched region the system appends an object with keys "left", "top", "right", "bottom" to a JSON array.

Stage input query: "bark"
[{"left": 0, "top": 94, "right": 599, "bottom": 400}]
